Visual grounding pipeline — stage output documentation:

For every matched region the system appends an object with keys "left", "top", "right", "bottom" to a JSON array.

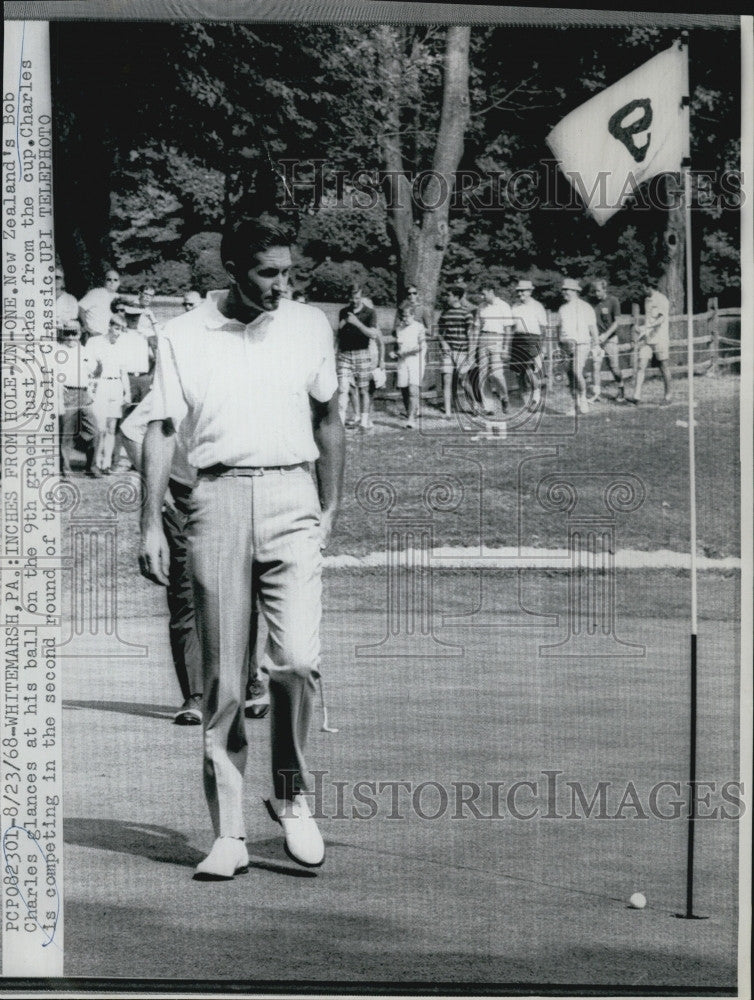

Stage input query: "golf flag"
[{"left": 546, "top": 42, "right": 688, "bottom": 224}]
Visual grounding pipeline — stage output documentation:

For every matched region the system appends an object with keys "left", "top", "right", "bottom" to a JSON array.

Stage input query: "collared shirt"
[
  {"left": 150, "top": 290, "right": 338, "bottom": 469},
  {"left": 56, "top": 291, "right": 79, "bottom": 327},
  {"left": 58, "top": 341, "right": 96, "bottom": 389},
  {"left": 477, "top": 297, "right": 513, "bottom": 336},
  {"left": 120, "top": 390, "right": 195, "bottom": 487},
  {"left": 395, "top": 320, "right": 425, "bottom": 356},
  {"left": 86, "top": 334, "right": 128, "bottom": 380},
  {"left": 558, "top": 297, "right": 597, "bottom": 345},
  {"left": 137, "top": 308, "right": 160, "bottom": 337},
  {"left": 643, "top": 289, "right": 670, "bottom": 344},
  {"left": 512, "top": 298, "right": 548, "bottom": 337},
  {"left": 118, "top": 329, "right": 151, "bottom": 374},
  {"left": 594, "top": 295, "right": 621, "bottom": 338},
  {"left": 78, "top": 287, "right": 116, "bottom": 336},
  {"left": 438, "top": 306, "right": 474, "bottom": 350}
]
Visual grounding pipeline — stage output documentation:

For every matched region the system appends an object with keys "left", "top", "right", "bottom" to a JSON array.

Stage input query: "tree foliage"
[{"left": 51, "top": 21, "right": 741, "bottom": 308}]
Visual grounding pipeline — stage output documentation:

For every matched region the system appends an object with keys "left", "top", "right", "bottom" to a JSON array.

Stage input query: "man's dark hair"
[
  {"left": 447, "top": 284, "right": 465, "bottom": 300},
  {"left": 110, "top": 296, "right": 130, "bottom": 314},
  {"left": 480, "top": 279, "right": 496, "bottom": 292},
  {"left": 220, "top": 215, "right": 294, "bottom": 268}
]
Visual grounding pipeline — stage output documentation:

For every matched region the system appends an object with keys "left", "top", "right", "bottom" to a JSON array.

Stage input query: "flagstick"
[{"left": 677, "top": 33, "right": 706, "bottom": 921}]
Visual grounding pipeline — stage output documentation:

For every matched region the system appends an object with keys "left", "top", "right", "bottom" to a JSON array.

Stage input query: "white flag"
[{"left": 546, "top": 43, "right": 688, "bottom": 225}]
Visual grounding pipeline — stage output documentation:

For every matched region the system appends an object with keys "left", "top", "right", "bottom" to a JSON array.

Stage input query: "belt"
[{"left": 198, "top": 462, "right": 309, "bottom": 478}]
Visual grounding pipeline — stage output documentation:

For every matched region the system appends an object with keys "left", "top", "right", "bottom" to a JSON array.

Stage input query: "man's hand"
[
  {"left": 319, "top": 508, "right": 336, "bottom": 552},
  {"left": 139, "top": 523, "right": 170, "bottom": 586}
]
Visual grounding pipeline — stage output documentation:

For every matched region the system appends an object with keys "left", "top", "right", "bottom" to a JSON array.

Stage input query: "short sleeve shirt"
[
  {"left": 150, "top": 290, "right": 338, "bottom": 469},
  {"left": 56, "top": 291, "right": 79, "bottom": 327},
  {"left": 477, "top": 297, "right": 513, "bottom": 336},
  {"left": 594, "top": 295, "right": 621, "bottom": 338},
  {"left": 78, "top": 287, "right": 116, "bottom": 337},
  {"left": 438, "top": 307, "right": 474, "bottom": 350},
  {"left": 338, "top": 303, "right": 378, "bottom": 353},
  {"left": 395, "top": 320, "right": 425, "bottom": 356},
  {"left": 558, "top": 298, "right": 597, "bottom": 345},
  {"left": 643, "top": 290, "right": 670, "bottom": 345},
  {"left": 86, "top": 335, "right": 127, "bottom": 379},
  {"left": 511, "top": 298, "right": 548, "bottom": 338}
]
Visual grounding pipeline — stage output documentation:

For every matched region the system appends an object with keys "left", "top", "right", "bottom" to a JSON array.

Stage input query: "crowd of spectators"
[{"left": 56, "top": 266, "right": 671, "bottom": 474}]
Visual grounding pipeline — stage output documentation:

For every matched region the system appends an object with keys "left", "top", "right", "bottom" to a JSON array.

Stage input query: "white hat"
[
  {"left": 562, "top": 277, "right": 581, "bottom": 291},
  {"left": 516, "top": 279, "right": 534, "bottom": 291}
]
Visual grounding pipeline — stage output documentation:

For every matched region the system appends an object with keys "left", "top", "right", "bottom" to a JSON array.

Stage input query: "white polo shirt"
[
  {"left": 477, "top": 297, "right": 513, "bottom": 335},
  {"left": 56, "top": 291, "right": 79, "bottom": 327},
  {"left": 558, "top": 297, "right": 597, "bottom": 345},
  {"left": 120, "top": 390, "right": 195, "bottom": 487},
  {"left": 643, "top": 289, "right": 670, "bottom": 345},
  {"left": 86, "top": 334, "right": 128, "bottom": 380},
  {"left": 118, "top": 329, "right": 151, "bottom": 374},
  {"left": 58, "top": 341, "right": 96, "bottom": 389},
  {"left": 78, "top": 287, "right": 116, "bottom": 336},
  {"left": 511, "top": 298, "right": 548, "bottom": 337},
  {"left": 151, "top": 290, "right": 338, "bottom": 469}
]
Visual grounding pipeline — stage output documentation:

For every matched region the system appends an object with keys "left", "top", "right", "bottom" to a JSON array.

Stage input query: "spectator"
[
  {"left": 86, "top": 313, "right": 131, "bottom": 475},
  {"left": 437, "top": 285, "right": 475, "bottom": 418},
  {"left": 557, "top": 278, "right": 598, "bottom": 415},
  {"left": 391, "top": 300, "right": 426, "bottom": 429},
  {"left": 55, "top": 268, "right": 80, "bottom": 333},
  {"left": 476, "top": 281, "right": 513, "bottom": 425},
  {"left": 511, "top": 279, "right": 548, "bottom": 411},
  {"left": 590, "top": 279, "right": 626, "bottom": 403},
  {"left": 136, "top": 285, "right": 160, "bottom": 337},
  {"left": 78, "top": 268, "right": 120, "bottom": 341},
  {"left": 182, "top": 290, "right": 203, "bottom": 311},
  {"left": 57, "top": 323, "right": 96, "bottom": 477},
  {"left": 631, "top": 276, "right": 673, "bottom": 406},
  {"left": 336, "top": 282, "right": 382, "bottom": 432},
  {"left": 112, "top": 298, "right": 154, "bottom": 411}
]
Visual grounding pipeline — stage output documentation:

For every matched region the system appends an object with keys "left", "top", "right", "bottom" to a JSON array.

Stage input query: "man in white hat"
[
  {"left": 511, "top": 279, "right": 548, "bottom": 411},
  {"left": 557, "top": 278, "right": 598, "bottom": 415}
]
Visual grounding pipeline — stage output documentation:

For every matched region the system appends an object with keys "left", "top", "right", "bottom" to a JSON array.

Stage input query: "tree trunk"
[
  {"left": 661, "top": 179, "right": 685, "bottom": 314},
  {"left": 378, "top": 26, "right": 471, "bottom": 315}
]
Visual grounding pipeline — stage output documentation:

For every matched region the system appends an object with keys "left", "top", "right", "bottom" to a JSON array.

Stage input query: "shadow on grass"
[
  {"left": 64, "top": 699, "right": 176, "bottom": 720},
  {"left": 65, "top": 818, "right": 316, "bottom": 878}
]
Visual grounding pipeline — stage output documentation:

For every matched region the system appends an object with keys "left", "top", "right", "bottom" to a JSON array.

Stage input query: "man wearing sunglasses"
[{"left": 78, "top": 268, "right": 121, "bottom": 342}]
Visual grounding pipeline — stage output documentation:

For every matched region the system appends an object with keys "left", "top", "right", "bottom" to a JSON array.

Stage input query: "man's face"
[
  {"left": 350, "top": 287, "right": 363, "bottom": 309},
  {"left": 105, "top": 271, "right": 120, "bottom": 291},
  {"left": 517, "top": 287, "right": 532, "bottom": 303},
  {"left": 231, "top": 246, "right": 292, "bottom": 315},
  {"left": 446, "top": 293, "right": 461, "bottom": 309},
  {"left": 482, "top": 288, "right": 495, "bottom": 305},
  {"left": 140, "top": 288, "right": 155, "bottom": 307},
  {"left": 593, "top": 283, "right": 607, "bottom": 300},
  {"left": 183, "top": 292, "right": 201, "bottom": 311},
  {"left": 407, "top": 287, "right": 418, "bottom": 302},
  {"left": 55, "top": 271, "right": 65, "bottom": 292},
  {"left": 562, "top": 287, "right": 577, "bottom": 302}
]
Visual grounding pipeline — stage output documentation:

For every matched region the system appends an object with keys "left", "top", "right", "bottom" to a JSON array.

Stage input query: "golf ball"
[{"left": 628, "top": 892, "right": 647, "bottom": 909}]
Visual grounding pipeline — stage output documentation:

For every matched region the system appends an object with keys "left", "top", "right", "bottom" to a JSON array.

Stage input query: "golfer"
[{"left": 139, "top": 215, "right": 345, "bottom": 879}]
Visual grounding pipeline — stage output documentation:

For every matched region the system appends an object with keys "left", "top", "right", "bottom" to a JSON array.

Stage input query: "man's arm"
[
  {"left": 138, "top": 419, "right": 176, "bottom": 585},
  {"left": 311, "top": 390, "right": 345, "bottom": 551}
]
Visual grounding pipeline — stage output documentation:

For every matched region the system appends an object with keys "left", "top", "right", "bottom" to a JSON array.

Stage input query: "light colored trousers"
[{"left": 186, "top": 467, "right": 322, "bottom": 838}]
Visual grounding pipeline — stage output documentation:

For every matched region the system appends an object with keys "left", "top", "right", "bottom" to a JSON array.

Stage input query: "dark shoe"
[
  {"left": 89, "top": 467, "right": 104, "bottom": 478},
  {"left": 174, "top": 694, "right": 202, "bottom": 725}
]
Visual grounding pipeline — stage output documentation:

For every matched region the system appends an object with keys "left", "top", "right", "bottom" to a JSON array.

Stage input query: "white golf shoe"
[
  {"left": 264, "top": 793, "right": 325, "bottom": 868},
  {"left": 194, "top": 837, "right": 249, "bottom": 880}
]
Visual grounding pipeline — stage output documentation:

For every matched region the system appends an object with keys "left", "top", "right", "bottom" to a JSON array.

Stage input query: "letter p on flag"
[{"left": 546, "top": 42, "right": 688, "bottom": 225}]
